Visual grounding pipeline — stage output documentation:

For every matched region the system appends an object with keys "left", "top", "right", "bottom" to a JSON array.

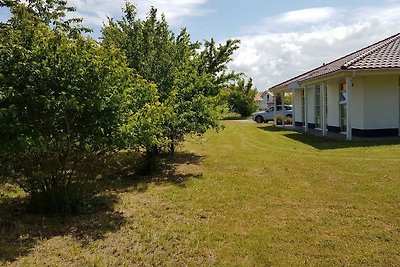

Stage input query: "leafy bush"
[
  {"left": 0, "top": 3, "right": 155, "bottom": 213},
  {"left": 0, "top": 1, "right": 244, "bottom": 213},
  {"left": 226, "top": 91, "right": 258, "bottom": 117},
  {"left": 275, "top": 115, "right": 293, "bottom": 125},
  {"left": 224, "top": 78, "right": 258, "bottom": 117},
  {"left": 102, "top": 3, "right": 240, "bottom": 155}
]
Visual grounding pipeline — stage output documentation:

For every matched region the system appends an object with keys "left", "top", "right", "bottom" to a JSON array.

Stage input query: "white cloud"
[
  {"left": 252, "top": 7, "right": 341, "bottom": 33},
  {"left": 67, "top": 0, "right": 210, "bottom": 28},
  {"left": 230, "top": 4, "right": 400, "bottom": 91},
  {"left": 276, "top": 7, "right": 337, "bottom": 25}
]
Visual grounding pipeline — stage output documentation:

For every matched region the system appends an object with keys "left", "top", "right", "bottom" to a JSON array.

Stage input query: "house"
[
  {"left": 255, "top": 91, "right": 275, "bottom": 110},
  {"left": 269, "top": 33, "right": 400, "bottom": 140}
]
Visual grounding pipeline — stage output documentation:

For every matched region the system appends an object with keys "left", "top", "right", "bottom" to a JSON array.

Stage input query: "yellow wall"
[
  {"left": 363, "top": 75, "right": 399, "bottom": 129},
  {"left": 326, "top": 80, "right": 340, "bottom": 127},
  {"left": 351, "top": 77, "right": 365, "bottom": 129},
  {"left": 291, "top": 73, "right": 400, "bottom": 131}
]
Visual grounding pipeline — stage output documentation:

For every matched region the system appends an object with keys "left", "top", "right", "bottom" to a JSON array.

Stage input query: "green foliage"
[
  {"left": 0, "top": 3, "right": 154, "bottom": 213},
  {"left": 199, "top": 38, "right": 241, "bottom": 86},
  {"left": 275, "top": 92, "right": 292, "bottom": 106},
  {"left": 224, "top": 78, "right": 258, "bottom": 117},
  {"left": 284, "top": 94, "right": 292, "bottom": 105},
  {"left": 0, "top": 1, "right": 243, "bottom": 213},
  {"left": 0, "top": 0, "right": 91, "bottom": 36},
  {"left": 102, "top": 3, "right": 240, "bottom": 154},
  {"left": 119, "top": 78, "right": 170, "bottom": 157},
  {"left": 275, "top": 114, "right": 293, "bottom": 125},
  {"left": 102, "top": 4, "right": 176, "bottom": 101}
]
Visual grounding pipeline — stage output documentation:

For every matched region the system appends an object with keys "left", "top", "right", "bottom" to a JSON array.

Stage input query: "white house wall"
[
  {"left": 258, "top": 98, "right": 269, "bottom": 110},
  {"left": 282, "top": 73, "right": 400, "bottom": 136},
  {"left": 293, "top": 89, "right": 302, "bottom": 122},
  {"left": 306, "top": 86, "right": 315, "bottom": 125},
  {"left": 351, "top": 77, "right": 364, "bottom": 129},
  {"left": 362, "top": 75, "right": 399, "bottom": 129},
  {"left": 326, "top": 81, "right": 340, "bottom": 127},
  {"left": 257, "top": 93, "right": 275, "bottom": 110}
]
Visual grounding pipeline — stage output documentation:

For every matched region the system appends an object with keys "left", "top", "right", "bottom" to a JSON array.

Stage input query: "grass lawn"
[{"left": 1, "top": 121, "right": 400, "bottom": 266}]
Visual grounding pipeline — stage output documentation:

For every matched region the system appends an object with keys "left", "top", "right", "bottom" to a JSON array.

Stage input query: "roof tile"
[{"left": 270, "top": 33, "right": 400, "bottom": 90}]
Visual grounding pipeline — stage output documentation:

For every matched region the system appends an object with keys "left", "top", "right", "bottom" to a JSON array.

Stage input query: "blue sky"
[
  {"left": 184, "top": 0, "right": 383, "bottom": 41},
  {"left": 2, "top": 0, "right": 400, "bottom": 90}
]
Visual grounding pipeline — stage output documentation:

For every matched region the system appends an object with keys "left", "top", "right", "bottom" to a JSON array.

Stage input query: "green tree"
[
  {"left": 0, "top": 2, "right": 156, "bottom": 213},
  {"left": 102, "top": 4, "right": 176, "bottom": 101},
  {"left": 225, "top": 78, "right": 258, "bottom": 117},
  {"left": 102, "top": 3, "right": 240, "bottom": 154},
  {"left": 275, "top": 92, "right": 292, "bottom": 106},
  {"left": 0, "top": 0, "right": 91, "bottom": 36}
]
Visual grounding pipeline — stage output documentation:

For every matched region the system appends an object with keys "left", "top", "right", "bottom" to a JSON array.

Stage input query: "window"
[
  {"left": 339, "top": 82, "right": 347, "bottom": 132},
  {"left": 339, "top": 82, "right": 347, "bottom": 104}
]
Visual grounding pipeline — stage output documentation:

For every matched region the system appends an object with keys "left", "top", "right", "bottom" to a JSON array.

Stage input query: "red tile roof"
[
  {"left": 270, "top": 33, "right": 400, "bottom": 91},
  {"left": 254, "top": 92, "right": 263, "bottom": 101}
]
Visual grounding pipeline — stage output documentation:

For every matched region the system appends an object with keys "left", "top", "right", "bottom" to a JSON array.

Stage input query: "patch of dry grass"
[{"left": 1, "top": 121, "right": 400, "bottom": 266}]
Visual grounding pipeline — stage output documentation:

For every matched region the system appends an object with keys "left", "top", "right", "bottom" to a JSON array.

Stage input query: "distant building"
[{"left": 255, "top": 91, "right": 275, "bottom": 110}]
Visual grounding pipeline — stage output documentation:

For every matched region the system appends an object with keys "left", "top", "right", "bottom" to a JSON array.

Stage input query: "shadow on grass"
[
  {"left": 101, "top": 151, "right": 204, "bottom": 193},
  {"left": 0, "top": 194, "right": 124, "bottom": 263},
  {"left": 0, "top": 151, "right": 204, "bottom": 263},
  {"left": 155, "top": 152, "right": 204, "bottom": 188},
  {"left": 257, "top": 124, "right": 292, "bottom": 132},
  {"left": 258, "top": 125, "right": 400, "bottom": 150}
]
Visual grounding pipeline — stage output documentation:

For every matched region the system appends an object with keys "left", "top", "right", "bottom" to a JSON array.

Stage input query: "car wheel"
[{"left": 255, "top": 116, "right": 264, "bottom": 123}]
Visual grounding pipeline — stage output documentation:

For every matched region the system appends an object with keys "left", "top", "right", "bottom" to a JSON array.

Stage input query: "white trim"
[
  {"left": 273, "top": 92, "right": 277, "bottom": 126},
  {"left": 315, "top": 85, "right": 321, "bottom": 129},
  {"left": 292, "top": 89, "right": 296, "bottom": 127},
  {"left": 346, "top": 77, "right": 352, "bottom": 141},
  {"left": 282, "top": 92, "right": 285, "bottom": 127},
  {"left": 322, "top": 82, "right": 327, "bottom": 136},
  {"left": 304, "top": 86, "right": 308, "bottom": 132}
]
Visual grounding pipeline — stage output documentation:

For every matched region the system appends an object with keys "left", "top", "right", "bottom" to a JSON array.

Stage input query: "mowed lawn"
[{"left": 1, "top": 121, "right": 400, "bottom": 266}]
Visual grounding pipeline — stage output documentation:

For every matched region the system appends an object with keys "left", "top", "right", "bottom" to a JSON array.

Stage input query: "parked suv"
[{"left": 252, "top": 105, "right": 293, "bottom": 123}]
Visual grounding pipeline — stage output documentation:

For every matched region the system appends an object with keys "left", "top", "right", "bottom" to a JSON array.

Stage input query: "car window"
[
  {"left": 266, "top": 107, "right": 274, "bottom": 112},
  {"left": 285, "top": 106, "right": 292, "bottom": 110},
  {"left": 276, "top": 106, "right": 282, "bottom": 111}
]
